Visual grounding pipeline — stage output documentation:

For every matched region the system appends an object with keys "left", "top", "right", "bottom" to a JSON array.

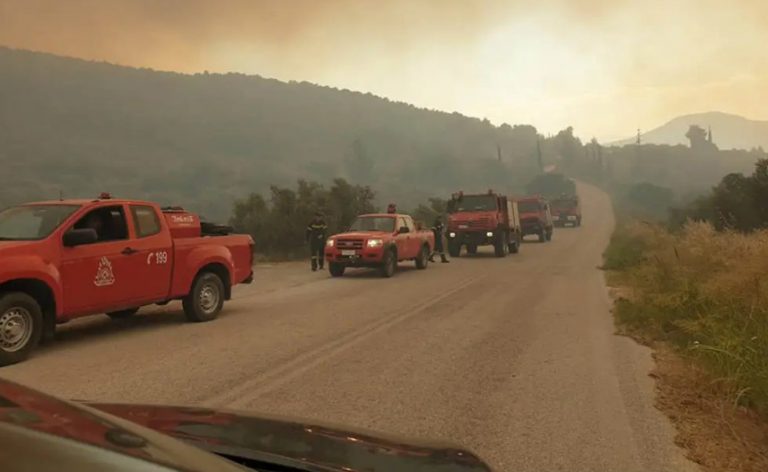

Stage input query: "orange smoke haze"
[{"left": 1, "top": 0, "right": 766, "bottom": 140}]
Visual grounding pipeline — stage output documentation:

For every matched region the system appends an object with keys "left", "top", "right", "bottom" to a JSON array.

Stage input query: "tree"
[
  {"left": 623, "top": 182, "right": 675, "bottom": 220},
  {"left": 672, "top": 159, "right": 768, "bottom": 232},
  {"left": 345, "top": 138, "right": 375, "bottom": 184},
  {"left": 685, "top": 125, "right": 716, "bottom": 151},
  {"left": 229, "top": 178, "right": 376, "bottom": 256}
]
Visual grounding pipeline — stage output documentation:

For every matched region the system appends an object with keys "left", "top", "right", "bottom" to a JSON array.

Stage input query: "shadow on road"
[
  {"left": 42, "top": 311, "right": 183, "bottom": 350},
  {"left": 34, "top": 303, "right": 260, "bottom": 356},
  {"left": 333, "top": 263, "right": 426, "bottom": 279}
]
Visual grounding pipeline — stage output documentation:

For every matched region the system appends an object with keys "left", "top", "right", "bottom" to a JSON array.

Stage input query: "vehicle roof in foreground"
[
  {"left": 90, "top": 403, "right": 493, "bottom": 472},
  {"left": 0, "top": 378, "right": 493, "bottom": 471},
  {"left": 0, "top": 378, "right": 245, "bottom": 472}
]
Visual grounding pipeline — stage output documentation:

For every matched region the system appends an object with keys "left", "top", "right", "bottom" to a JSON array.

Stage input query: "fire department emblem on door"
[{"left": 94, "top": 257, "right": 115, "bottom": 287}]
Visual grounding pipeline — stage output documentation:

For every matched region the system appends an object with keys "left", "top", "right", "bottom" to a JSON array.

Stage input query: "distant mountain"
[
  {"left": 0, "top": 47, "right": 542, "bottom": 220},
  {"left": 610, "top": 112, "right": 768, "bottom": 150}
]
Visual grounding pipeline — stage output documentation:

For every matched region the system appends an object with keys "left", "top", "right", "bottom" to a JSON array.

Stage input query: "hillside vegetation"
[
  {"left": 3, "top": 47, "right": 767, "bottom": 240},
  {"left": 0, "top": 47, "right": 544, "bottom": 220}
]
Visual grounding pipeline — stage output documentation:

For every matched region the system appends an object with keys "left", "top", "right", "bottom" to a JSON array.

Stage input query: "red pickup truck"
[
  {"left": 325, "top": 213, "right": 434, "bottom": 278},
  {"left": 0, "top": 194, "right": 254, "bottom": 366}
]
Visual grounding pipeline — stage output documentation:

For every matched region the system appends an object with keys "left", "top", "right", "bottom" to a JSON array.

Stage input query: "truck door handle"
[{"left": 121, "top": 247, "right": 138, "bottom": 255}]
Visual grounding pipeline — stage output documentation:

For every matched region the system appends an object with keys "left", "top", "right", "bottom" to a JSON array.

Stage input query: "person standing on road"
[
  {"left": 306, "top": 212, "right": 328, "bottom": 272},
  {"left": 429, "top": 216, "right": 449, "bottom": 263}
]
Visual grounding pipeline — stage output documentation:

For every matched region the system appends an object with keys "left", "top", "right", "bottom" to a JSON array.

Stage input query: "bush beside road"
[{"left": 604, "top": 221, "right": 768, "bottom": 471}]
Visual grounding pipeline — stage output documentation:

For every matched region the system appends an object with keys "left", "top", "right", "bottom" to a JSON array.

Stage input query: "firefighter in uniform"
[
  {"left": 429, "top": 216, "right": 450, "bottom": 263},
  {"left": 306, "top": 212, "right": 328, "bottom": 271}
]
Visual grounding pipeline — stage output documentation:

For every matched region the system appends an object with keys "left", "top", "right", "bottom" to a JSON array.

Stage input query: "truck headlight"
[
  {"left": 448, "top": 232, "right": 456, "bottom": 238},
  {"left": 326, "top": 239, "right": 335, "bottom": 247},
  {"left": 486, "top": 231, "right": 494, "bottom": 237},
  {"left": 367, "top": 239, "right": 383, "bottom": 248}
]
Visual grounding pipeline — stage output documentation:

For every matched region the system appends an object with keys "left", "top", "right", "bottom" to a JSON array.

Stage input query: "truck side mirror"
[
  {"left": 398, "top": 226, "right": 410, "bottom": 234},
  {"left": 63, "top": 228, "right": 98, "bottom": 247}
]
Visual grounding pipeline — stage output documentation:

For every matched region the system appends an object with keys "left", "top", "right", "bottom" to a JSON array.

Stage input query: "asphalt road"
[{"left": 2, "top": 183, "right": 698, "bottom": 472}]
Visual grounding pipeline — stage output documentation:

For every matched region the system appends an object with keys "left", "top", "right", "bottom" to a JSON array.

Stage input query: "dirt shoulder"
[{"left": 610, "top": 296, "right": 768, "bottom": 472}]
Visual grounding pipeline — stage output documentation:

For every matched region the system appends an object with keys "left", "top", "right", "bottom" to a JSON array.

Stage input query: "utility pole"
[
  {"left": 636, "top": 128, "right": 641, "bottom": 145},
  {"left": 497, "top": 144, "right": 502, "bottom": 162}
]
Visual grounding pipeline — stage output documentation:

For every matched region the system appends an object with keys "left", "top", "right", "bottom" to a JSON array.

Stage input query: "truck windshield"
[
  {"left": 450, "top": 195, "right": 497, "bottom": 212},
  {"left": 0, "top": 205, "right": 80, "bottom": 240},
  {"left": 517, "top": 201, "right": 541, "bottom": 213},
  {"left": 349, "top": 216, "right": 396, "bottom": 232},
  {"left": 552, "top": 199, "right": 577, "bottom": 210}
]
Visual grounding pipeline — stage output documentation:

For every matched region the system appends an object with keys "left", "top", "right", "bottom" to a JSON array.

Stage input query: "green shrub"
[{"left": 607, "top": 221, "right": 768, "bottom": 415}]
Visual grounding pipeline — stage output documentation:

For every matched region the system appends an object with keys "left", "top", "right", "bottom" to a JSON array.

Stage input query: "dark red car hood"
[{"left": 90, "top": 403, "right": 493, "bottom": 472}]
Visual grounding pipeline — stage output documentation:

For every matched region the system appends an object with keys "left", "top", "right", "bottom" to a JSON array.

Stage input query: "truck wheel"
[
  {"left": 183, "top": 272, "right": 225, "bottom": 322},
  {"left": 415, "top": 245, "right": 429, "bottom": 269},
  {"left": 380, "top": 249, "right": 397, "bottom": 278},
  {"left": 509, "top": 239, "right": 520, "bottom": 254},
  {"left": 0, "top": 292, "right": 43, "bottom": 366},
  {"left": 467, "top": 244, "right": 478, "bottom": 255},
  {"left": 107, "top": 308, "right": 139, "bottom": 320},
  {"left": 448, "top": 243, "right": 461, "bottom": 258},
  {"left": 329, "top": 263, "right": 345, "bottom": 277},
  {"left": 494, "top": 234, "right": 508, "bottom": 258}
]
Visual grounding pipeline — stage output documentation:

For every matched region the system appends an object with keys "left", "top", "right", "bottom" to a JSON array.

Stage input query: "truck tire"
[
  {"left": 494, "top": 233, "right": 508, "bottom": 258},
  {"left": 183, "top": 272, "right": 225, "bottom": 322},
  {"left": 107, "top": 308, "right": 139, "bottom": 320},
  {"left": 448, "top": 242, "right": 461, "bottom": 258},
  {"left": 329, "top": 263, "right": 345, "bottom": 277},
  {"left": 0, "top": 292, "right": 43, "bottom": 366},
  {"left": 380, "top": 249, "right": 397, "bottom": 278},
  {"left": 509, "top": 239, "right": 520, "bottom": 254},
  {"left": 415, "top": 245, "right": 429, "bottom": 269},
  {"left": 467, "top": 244, "right": 478, "bottom": 255}
]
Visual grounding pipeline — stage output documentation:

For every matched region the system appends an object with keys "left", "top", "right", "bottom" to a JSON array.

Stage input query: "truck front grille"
[
  {"left": 337, "top": 239, "right": 363, "bottom": 249},
  {"left": 451, "top": 218, "right": 492, "bottom": 228}
]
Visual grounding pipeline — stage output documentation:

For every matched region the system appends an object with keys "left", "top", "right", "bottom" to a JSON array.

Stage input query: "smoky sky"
[{"left": 1, "top": 0, "right": 767, "bottom": 140}]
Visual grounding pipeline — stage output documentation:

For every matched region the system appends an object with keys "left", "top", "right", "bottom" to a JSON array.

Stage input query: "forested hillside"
[
  {"left": 3, "top": 47, "right": 766, "bottom": 226},
  {"left": 0, "top": 47, "right": 542, "bottom": 220}
]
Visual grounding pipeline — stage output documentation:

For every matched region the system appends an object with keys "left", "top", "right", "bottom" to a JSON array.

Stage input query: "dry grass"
[
  {"left": 608, "top": 221, "right": 768, "bottom": 416},
  {"left": 605, "top": 221, "right": 768, "bottom": 471}
]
